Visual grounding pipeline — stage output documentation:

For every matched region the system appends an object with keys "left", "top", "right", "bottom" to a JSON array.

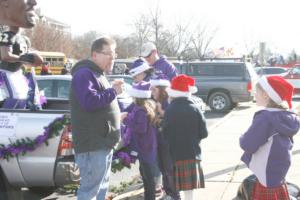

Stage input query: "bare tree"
[
  {"left": 161, "top": 21, "right": 193, "bottom": 57},
  {"left": 131, "top": 14, "right": 152, "bottom": 55},
  {"left": 24, "top": 21, "right": 73, "bottom": 57},
  {"left": 190, "top": 23, "right": 218, "bottom": 60},
  {"left": 149, "top": 6, "right": 163, "bottom": 46},
  {"left": 71, "top": 30, "right": 101, "bottom": 59},
  {"left": 114, "top": 34, "right": 138, "bottom": 59}
]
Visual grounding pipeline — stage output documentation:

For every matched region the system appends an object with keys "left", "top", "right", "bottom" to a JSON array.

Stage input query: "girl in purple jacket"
[
  {"left": 123, "top": 81, "right": 160, "bottom": 200},
  {"left": 240, "top": 76, "right": 300, "bottom": 200}
]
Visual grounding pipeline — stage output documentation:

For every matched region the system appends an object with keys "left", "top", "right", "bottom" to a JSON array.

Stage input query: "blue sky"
[{"left": 38, "top": 0, "right": 299, "bottom": 55}]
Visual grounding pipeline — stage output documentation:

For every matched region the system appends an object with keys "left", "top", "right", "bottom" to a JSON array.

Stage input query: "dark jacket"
[
  {"left": 163, "top": 97, "right": 208, "bottom": 161},
  {"left": 70, "top": 59, "right": 121, "bottom": 154}
]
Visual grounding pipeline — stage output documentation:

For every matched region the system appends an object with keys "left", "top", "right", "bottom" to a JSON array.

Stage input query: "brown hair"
[
  {"left": 135, "top": 98, "right": 156, "bottom": 125},
  {"left": 156, "top": 86, "right": 168, "bottom": 104},
  {"left": 257, "top": 83, "right": 288, "bottom": 110},
  {"left": 91, "top": 37, "right": 116, "bottom": 55}
]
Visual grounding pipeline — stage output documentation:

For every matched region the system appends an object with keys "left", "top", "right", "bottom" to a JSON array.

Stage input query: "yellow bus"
[{"left": 28, "top": 51, "right": 67, "bottom": 75}]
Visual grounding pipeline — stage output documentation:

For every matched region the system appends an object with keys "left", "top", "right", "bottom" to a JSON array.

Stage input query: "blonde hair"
[
  {"left": 135, "top": 98, "right": 156, "bottom": 125},
  {"left": 256, "top": 83, "right": 288, "bottom": 110}
]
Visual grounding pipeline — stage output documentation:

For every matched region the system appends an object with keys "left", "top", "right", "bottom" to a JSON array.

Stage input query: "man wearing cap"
[{"left": 140, "top": 42, "right": 178, "bottom": 81}]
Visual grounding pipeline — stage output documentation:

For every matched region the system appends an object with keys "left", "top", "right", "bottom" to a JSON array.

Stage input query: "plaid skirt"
[
  {"left": 252, "top": 181, "right": 290, "bottom": 200},
  {"left": 174, "top": 159, "right": 205, "bottom": 191}
]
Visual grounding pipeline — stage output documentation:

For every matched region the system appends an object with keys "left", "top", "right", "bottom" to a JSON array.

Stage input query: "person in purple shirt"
[
  {"left": 240, "top": 76, "right": 300, "bottom": 199},
  {"left": 140, "top": 42, "right": 178, "bottom": 81},
  {"left": 70, "top": 37, "right": 124, "bottom": 200},
  {"left": 123, "top": 81, "right": 160, "bottom": 200},
  {"left": 129, "top": 58, "right": 153, "bottom": 83}
]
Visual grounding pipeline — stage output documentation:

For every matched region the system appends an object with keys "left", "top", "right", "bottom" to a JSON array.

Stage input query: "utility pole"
[{"left": 259, "top": 42, "right": 266, "bottom": 66}]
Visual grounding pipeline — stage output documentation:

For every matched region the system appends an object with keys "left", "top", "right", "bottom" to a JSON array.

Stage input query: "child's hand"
[{"left": 121, "top": 112, "right": 128, "bottom": 121}]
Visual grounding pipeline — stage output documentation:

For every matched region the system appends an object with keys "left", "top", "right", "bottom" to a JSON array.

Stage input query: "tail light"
[
  {"left": 247, "top": 81, "right": 252, "bottom": 92},
  {"left": 58, "top": 125, "right": 74, "bottom": 156}
]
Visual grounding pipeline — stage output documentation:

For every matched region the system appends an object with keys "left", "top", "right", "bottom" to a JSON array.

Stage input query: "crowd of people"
[
  {"left": 69, "top": 38, "right": 208, "bottom": 200},
  {"left": 1, "top": 1, "right": 300, "bottom": 200},
  {"left": 69, "top": 37, "right": 300, "bottom": 200}
]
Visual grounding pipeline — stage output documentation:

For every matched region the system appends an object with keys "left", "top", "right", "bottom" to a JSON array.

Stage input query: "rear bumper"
[{"left": 54, "top": 157, "right": 79, "bottom": 186}]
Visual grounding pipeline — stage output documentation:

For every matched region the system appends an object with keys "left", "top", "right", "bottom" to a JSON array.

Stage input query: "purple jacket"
[
  {"left": 72, "top": 67, "right": 117, "bottom": 111},
  {"left": 240, "top": 108, "right": 300, "bottom": 187},
  {"left": 152, "top": 56, "right": 178, "bottom": 81},
  {"left": 123, "top": 104, "right": 158, "bottom": 164}
]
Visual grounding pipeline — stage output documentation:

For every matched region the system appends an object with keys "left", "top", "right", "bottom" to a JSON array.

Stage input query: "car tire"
[
  {"left": 208, "top": 91, "right": 232, "bottom": 112},
  {"left": 0, "top": 168, "right": 23, "bottom": 200}
]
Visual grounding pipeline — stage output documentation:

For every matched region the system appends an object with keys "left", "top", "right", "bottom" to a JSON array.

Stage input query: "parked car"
[
  {"left": 282, "top": 66, "right": 300, "bottom": 97},
  {"left": 176, "top": 61, "right": 258, "bottom": 112},
  {"left": 254, "top": 66, "right": 289, "bottom": 77},
  {"left": 35, "top": 75, "right": 133, "bottom": 110}
]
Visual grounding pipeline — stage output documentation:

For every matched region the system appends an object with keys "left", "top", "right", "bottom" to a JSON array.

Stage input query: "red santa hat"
[
  {"left": 166, "top": 74, "right": 197, "bottom": 98},
  {"left": 258, "top": 76, "right": 294, "bottom": 109}
]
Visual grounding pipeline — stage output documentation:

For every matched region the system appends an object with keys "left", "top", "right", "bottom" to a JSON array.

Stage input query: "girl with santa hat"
[
  {"left": 163, "top": 74, "right": 208, "bottom": 200},
  {"left": 240, "top": 76, "right": 300, "bottom": 199}
]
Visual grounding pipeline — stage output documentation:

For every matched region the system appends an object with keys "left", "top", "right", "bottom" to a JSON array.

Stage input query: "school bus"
[{"left": 28, "top": 51, "right": 67, "bottom": 75}]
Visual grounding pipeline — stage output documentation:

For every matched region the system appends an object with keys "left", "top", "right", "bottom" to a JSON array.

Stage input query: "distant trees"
[
  {"left": 127, "top": 7, "right": 218, "bottom": 60},
  {"left": 24, "top": 21, "right": 73, "bottom": 56}
]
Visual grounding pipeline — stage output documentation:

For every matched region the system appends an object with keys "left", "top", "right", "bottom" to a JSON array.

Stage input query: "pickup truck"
[
  {"left": 0, "top": 108, "right": 79, "bottom": 200},
  {"left": 0, "top": 75, "right": 134, "bottom": 200}
]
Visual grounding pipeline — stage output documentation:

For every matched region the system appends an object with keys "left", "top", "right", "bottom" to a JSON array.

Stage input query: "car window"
[
  {"left": 291, "top": 67, "right": 300, "bottom": 75},
  {"left": 37, "top": 80, "right": 54, "bottom": 98},
  {"left": 187, "top": 64, "right": 214, "bottom": 76},
  {"left": 57, "top": 80, "right": 71, "bottom": 98},
  {"left": 215, "top": 65, "right": 243, "bottom": 76},
  {"left": 264, "top": 68, "right": 286, "bottom": 74}
]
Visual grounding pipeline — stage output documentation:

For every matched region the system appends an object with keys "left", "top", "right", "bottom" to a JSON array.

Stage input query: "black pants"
[
  {"left": 157, "top": 133, "right": 181, "bottom": 200},
  {"left": 139, "top": 161, "right": 160, "bottom": 200}
]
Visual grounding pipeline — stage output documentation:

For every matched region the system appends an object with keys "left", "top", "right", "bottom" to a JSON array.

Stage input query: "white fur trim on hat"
[
  {"left": 150, "top": 79, "right": 170, "bottom": 87},
  {"left": 189, "top": 86, "right": 198, "bottom": 94},
  {"left": 128, "top": 87, "right": 152, "bottom": 98},
  {"left": 129, "top": 63, "right": 151, "bottom": 77},
  {"left": 166, "top": 87, "right": 191, "bottom": 98},
  {"left": 166, "top": 85, "right": 197, "bottom": 98},
  {"left": 258, "top": 76, "right": 282, "bottom": 104}
]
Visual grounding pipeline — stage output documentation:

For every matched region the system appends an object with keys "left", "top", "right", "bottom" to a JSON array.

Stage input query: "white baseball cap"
[{"left": 140, "top": 42, "right": 156, "bottom": 57}]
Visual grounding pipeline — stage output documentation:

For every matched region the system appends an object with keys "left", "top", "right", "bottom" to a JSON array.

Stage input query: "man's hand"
[{"left": 112, "top": 80, "right": 124, "bottom": 95}]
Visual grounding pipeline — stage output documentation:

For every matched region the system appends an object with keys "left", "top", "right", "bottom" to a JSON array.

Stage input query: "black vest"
[{"left": 70, "top": 60, "right": 121, "bottom": 153}]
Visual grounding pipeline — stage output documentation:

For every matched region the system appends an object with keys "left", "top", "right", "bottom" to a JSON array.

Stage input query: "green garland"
[{"left": 0, "top": 114, "right": 70, "bottom": 161}]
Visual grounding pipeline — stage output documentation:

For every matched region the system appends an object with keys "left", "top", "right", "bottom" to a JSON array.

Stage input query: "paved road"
[{"left": 23, "top": 110, "right": 229, "bottom": 200}]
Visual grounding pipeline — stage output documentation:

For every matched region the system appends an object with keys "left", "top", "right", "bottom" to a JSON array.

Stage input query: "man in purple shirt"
[
  {"left": 70, "top": 37, "right": 123, "bottom": 200},
  {"left": 140, "top": 42, "right": 178, "bottom": 81}
]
